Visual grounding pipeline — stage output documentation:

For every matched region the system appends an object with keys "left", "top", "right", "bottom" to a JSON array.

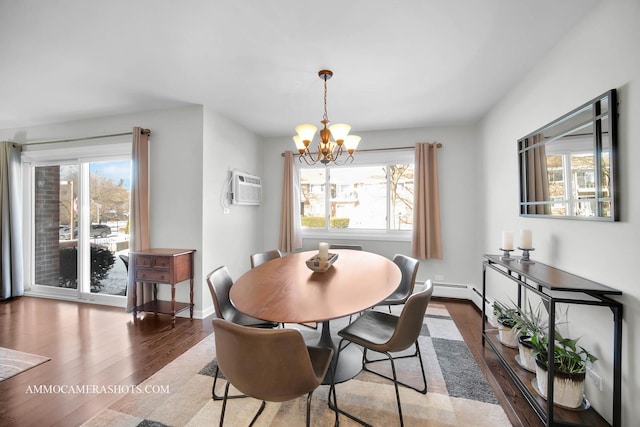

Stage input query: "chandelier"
[{"left": 293, "top": 70, "right": 361, "bottom": 165}]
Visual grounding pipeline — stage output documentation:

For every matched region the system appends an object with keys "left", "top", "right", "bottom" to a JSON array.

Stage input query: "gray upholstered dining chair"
[
  {"left": 333, "top": 282, "right": 434, "bottom": 427},
  {"left": 206, "top": 266, "right": 279, "bottom": 400},
  {"left": 213, "top": 318, "right": 337, "bottom": 427},
  {"left": 249, "top": 249, "right": 282, "bottom": 268},
  {"left": 376, "top": 254, "right": 419, "bottom": 312}
]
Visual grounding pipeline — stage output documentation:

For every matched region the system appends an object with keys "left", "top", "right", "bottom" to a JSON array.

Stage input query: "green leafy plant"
[
  {"left": 553, "top": 334, "right": 598, "bottom": 374},
  {"left": 512, "top": 300, "right": 547, "bottom": 338},
  {"left": 493, "top": 300, "right": 519, "bottom": 328},
  {"left": 530, "top": 330, "right": 597, "bottom": 374}
]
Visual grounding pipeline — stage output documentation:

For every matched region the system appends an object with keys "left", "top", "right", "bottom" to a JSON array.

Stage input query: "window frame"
[{"left": 296, "top": 149, "right": 414, "bottom": 242}]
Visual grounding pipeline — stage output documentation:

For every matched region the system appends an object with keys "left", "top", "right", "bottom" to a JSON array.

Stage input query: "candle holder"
[
  {"left": 499, "top": 248, "right": 514, "bottom": 260},
  {"left": 518, "top": 247, "right": 535, "bottom": 263}
]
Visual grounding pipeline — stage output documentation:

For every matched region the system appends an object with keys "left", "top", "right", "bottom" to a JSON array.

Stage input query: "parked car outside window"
[
  {"left": 59, "top": 225, "right": 72, "bottom": 240},
  {"left": 90, "top": 224, "right": 112, "bottom": 238},
  {"left": 61, "top": 223, "right": 112, "bottom": 239}
]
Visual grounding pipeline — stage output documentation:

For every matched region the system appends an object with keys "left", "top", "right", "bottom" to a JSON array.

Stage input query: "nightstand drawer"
[
  {"left": 135, "top": 255, "right": 171, "bottom": 270},
  {"left": 135, "top": 256, "right": 153, "bottom": 268},
  {"left": 153, "top": 257, "right": 171, "bottom": 269},
  {"left": 135, "top": 269, "right": 170, "bottom": 282}
]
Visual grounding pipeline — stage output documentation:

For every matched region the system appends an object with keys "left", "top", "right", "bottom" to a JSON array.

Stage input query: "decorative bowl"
[{"left": 305, "top": 253, "right": 338, "bottom": 272}]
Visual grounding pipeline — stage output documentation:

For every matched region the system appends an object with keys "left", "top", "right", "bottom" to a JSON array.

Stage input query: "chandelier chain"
[{"left": 323, "top": 74, "right": 329, "bottom": 123}]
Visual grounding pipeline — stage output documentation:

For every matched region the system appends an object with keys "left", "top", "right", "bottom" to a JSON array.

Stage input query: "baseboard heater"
[
  {"left": 472, "top": 286, "right": 486, "bottom": 302},
  {"left": 418, "top": 281, "right": 471, "bottom": 300},
  {"left": 432, "top": 282, "right": 468, "bottom": 289}
]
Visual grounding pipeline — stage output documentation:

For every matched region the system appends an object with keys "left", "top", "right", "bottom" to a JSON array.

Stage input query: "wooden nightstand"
[{"left": 130, "top": 248, "right": 196, "bottom": 327}]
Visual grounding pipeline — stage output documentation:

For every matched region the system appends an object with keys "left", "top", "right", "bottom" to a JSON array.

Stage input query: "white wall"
[
  {"left": 479, "top": 1, "right": 640, "bottom": 424},
  {"left": 201, "top": 106, "right": 264, "bottom": 317},
  {"left": 261, "top": 125, "right": 480, "bottom": 290}
]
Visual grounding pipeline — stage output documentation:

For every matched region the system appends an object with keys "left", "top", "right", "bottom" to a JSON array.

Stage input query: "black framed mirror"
[{"left": 518, "top": 89, "right": 618, "bottom": 220}]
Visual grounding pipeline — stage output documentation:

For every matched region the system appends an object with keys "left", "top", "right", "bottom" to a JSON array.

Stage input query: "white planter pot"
[
  {"left": 517, "top": 339, "right": 537, "bottom": 372},
  {"left": 534, "top": 360, "right": 585, "bottom": 408},
  {"left": 488, "top": 312, "right": 499, "bottom": 328},
  {"left": 498, "top": 325, "right": 519, "bottom": 348}
]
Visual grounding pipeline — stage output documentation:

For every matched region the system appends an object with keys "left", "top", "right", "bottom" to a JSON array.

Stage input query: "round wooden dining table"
[{"left": 230, "top": 249, "right": 402, "bottom": 383}]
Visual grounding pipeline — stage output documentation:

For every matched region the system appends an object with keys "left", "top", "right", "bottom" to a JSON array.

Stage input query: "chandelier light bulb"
[
  {"left": 328, "top": 123, "right": 351, "bottom": 144},
  {"left": 295, "top": 124, "right": 318, "bottom": 144},
  {"left": 292, "top": 135, "right": 306, "bottom": 153},
  {"left": 345, "top": 135, "right": 361, "bottom": 153}
]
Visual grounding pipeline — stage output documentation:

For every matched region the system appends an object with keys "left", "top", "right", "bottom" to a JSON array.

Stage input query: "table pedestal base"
[{"left": 315, "top": 320, "right": 362, "bottom": 385}]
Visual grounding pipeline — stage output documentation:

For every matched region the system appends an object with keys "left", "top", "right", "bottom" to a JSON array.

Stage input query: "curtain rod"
[
  {"left": 281, "top": 143, "right": 442, "bottom": 157},
  {"left": 16, "top": 128, "right": 151, "bottom": 146}
]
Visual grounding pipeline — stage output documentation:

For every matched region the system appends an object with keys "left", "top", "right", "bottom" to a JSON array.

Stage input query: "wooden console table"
[
  {"left": 130, "top": 248, "right": 196, "bottom": 327},
  {"left": 482, "top": 254, "right": 622, "bottom": 427}
]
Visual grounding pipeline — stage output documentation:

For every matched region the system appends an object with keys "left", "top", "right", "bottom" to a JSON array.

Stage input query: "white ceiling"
[{"left": 0, "top": 0, "right": 600, "bottom": 137}]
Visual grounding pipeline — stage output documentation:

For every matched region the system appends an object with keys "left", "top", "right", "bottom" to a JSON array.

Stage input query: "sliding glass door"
[
  {"left": 87, "top": 160, "right": 131, "bottom": 296},
  {"left": 24, "top": 144, "right": 132, "bottom": 307}
]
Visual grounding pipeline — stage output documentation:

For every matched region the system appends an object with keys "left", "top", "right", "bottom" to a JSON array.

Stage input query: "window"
[{"left": 299, "top": 158, "right": 414, "bottom": 234}]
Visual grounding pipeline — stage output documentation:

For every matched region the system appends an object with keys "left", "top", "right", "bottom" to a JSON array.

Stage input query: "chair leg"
[
  {"left": 219, "top": 381, "right": 231, "bottom": 427},
  {"left": 212, "top": 365, "right": 247, "bottom": 400},
  {"left": 328, "top": 339, "right": 373, "bottom": 427},
  {"left": 414, "top": 340, "right": 428, "bottom": 394},
  {"left": 306, "top": 391, "right": 313, "bottom": 427},
  {"left": 386, "top": 353, "right": 404, "bottom": 427},
  {"left": 248, "top": 401, "right": 267, "bottom": 427},
  {"left": 348, "top": 311, "right": 363, "bottom": 323},
  {"left": 327, "top": 354, "right": 339, "bottom": 427},
  {"left": 331, "top": 381, "right": 339, "bottom": 426},
  {"left": 362, "top": 340, "right": 427, "bottom": 394}
]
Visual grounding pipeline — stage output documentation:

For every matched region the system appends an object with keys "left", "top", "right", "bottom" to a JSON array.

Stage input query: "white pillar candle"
[
  {"left": 501, "top": 231, "right": 514, "bottom": 250},
  {"left": 520, "top": 229, "right": 533, "bottom": 249},
  {"left": 319, "top": 242, "right": 329, "bottom": 260}
]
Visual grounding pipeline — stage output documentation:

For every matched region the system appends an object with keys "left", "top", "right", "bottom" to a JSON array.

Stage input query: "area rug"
[
  {"left": 0, "top": 347, "right": 50, "bottom": 382},
  {"left": 82, "top": 303, "right": 511, "bottom": 426}
]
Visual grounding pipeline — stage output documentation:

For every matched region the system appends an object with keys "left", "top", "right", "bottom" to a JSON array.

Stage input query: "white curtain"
[{"left": 1, "top": 142, "right": 24, "bottom": 299}]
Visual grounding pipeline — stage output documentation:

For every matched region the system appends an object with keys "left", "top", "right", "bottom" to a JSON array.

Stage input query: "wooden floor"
[{"left": 0, "top": 296, "right": 543, "bottom": 427}]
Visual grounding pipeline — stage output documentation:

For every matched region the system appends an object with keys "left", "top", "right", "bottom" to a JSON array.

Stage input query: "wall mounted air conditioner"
[{"left": 230, "top": 169, "right": 262, "bottom": 205}]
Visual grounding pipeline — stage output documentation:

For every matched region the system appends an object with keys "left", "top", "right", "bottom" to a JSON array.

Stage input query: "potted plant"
[
  {"left": 493, "top": 300, "right": 520, "bottom": 348},
  {"left": 512, "top": 301, "right": 547, "bottom": 372},
  {"left": 530, "top": 330, "right": 597, "bottom": 408}
]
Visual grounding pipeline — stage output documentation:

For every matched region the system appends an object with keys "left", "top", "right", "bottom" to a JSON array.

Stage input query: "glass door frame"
[{"left": 22, "top": 140, "right": 131, "bottom": 307}]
